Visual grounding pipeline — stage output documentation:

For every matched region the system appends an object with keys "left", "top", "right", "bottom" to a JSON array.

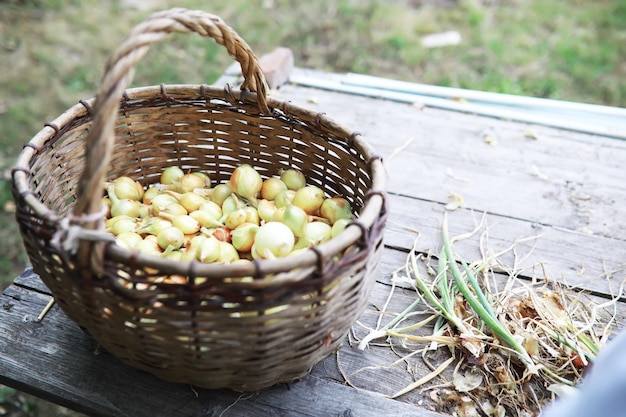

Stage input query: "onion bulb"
[
  {"left": 211, "top": 183, "right": 232, "bottom": 207},
  {"left": 230, "top": 164, "right": 262, "bottom": 202},
  {"left": 260, "top": 177, "right": 288, "bottom": 201},
  {"left": 231, "top": 222, "right": 259, "bottom": 253},
  {"left": 161, "top": 166, "right": 184, "bottom": 185},
  {"left": 320, "top": 196, "right": 353, "bottom": 225},
  {"left": 157, "top": 226, "right": 185, "bottom": 251},
  {"left": 292, "top": 185, "right": 325, "bottom": 214},
  {"left": 254, "top": 222, "right": 295, "bottom": 258},
  {"left": 178, "top": 173, "right": 206, "bottom": 193},
  {"left": 294, "top": 221, "right": 332, "bottom": 250},
  {"left": 272, "top": 204, "right": 308, "bottom": 238},
  {"left": 280, "top": 168, "right": 306, "bottom": 191},
  {"left": 111, "top": 176, "right": 144, "bottom": 201}
]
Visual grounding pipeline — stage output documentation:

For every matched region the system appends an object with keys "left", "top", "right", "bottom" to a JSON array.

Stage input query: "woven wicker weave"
[{"left": 11, "top": 8, "right": 386, "bottom": 391}]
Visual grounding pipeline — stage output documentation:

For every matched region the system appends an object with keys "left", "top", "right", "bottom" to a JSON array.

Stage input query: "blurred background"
[{"left": 0, "top": 0, "right": 624, "bottom": 415}]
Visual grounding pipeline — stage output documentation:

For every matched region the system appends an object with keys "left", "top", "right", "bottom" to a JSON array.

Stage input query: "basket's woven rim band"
[{"left": 67, "top": 8, "right": 270, "bottom": 274}]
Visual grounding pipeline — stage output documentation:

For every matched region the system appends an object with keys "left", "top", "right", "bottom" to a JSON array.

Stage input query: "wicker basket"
[{"left": 11, "top": 8, "right": 386, "bottom": 391}]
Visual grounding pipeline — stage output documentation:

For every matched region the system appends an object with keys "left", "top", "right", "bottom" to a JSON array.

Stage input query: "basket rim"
[{"left": 12, "top": 83, "right": 387, "bottom": 284}]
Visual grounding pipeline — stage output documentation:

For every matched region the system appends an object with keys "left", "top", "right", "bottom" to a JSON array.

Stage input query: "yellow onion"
[
  {"left": 177, "top": 173, "right": 207, "bottom": 193},
  {"left": 260, "top": 177, "right": 288, "bottom": 201},
  {"left": 191, "top": 171, "right": 211, "bottom": 188},
  {"left": 106, "top": 215, "right": 137, "bottom": 236},
  {"left": 157, "top": 226, "right": 185, "bottom": 251},
  {"left": 230, "top": 164, "right": 262, "bottom": 202},
  {"left": 158, "top": 202, "right": 187, "bottom": 217},
  {"left": 142, "top": 185, "right": 161, "bottom": 205},
  {"left": 280, "top": 168, "right": 306, "bottom": 191},
  {"left": 274, "top": 189, "right": 296, "bottom": 208},
  {"left": 294, "top": 221, "right": 332, "bottom": 250},
  {"left": 180, "top": 235, "right": 206, "bottom": 261},
  {"left": 320, "top": 196, "right": 353, "bottom": 225},
  {"left": 111, "top": 176, "right": 144, "bottom": 201},
  {"left": 331, "top": 218, "right": 351, "bottom": 238},
  {"left": 231, "top": 222, "right": 259, "bottom": 253},
  {"left": 161, "top": 166, "right": 184, "bottom": 185},
  {"left": 216, "top": 241, "right": 240, "bottom": 264},
  {"left": 189, "top": 209, "right": 222, "bottom": 229},
  {"left": 108, "top": 184, "right": 142, "bottom": 218},
  {"left": 254, "top": 222, "right": 295, "bottom": 258},
  {"left": 167, "top": 191, "right": 208, "bottom": 213},
  {"left": 198, "top": 235, "right": 220, "bottom": 263},
  {"left": 257, "top": 199, "right": 277, "bottom": 223},
  {"left": 136, "top": 217, "right": 172, "bottom": 236},
  {"left": 198, "top": 201, "right": 222, "bottom": 219},
  {"left": 135, "top": 237, "right": 162, "bottom": 255},
  {"left": 150, "top": 193, "right": 179, "bottom": 214},
  {"left": 225, "top": 208, "right": 247, "bottom": 230},
  {"left": 169, "top": 214, "right": 201, "bottom": 235},
  {"left": 272, "top": 204, "right": 308, "bottom": 238},
  {"left": 115, "top": 231, "right": 143, "bottom": 249},
  {"left": 292, "top": 185, "right": 325, "bottom": 215},
  {"left": 221, "top": 195, "right": 242, "bottom": 219},
  {"left": 211, "top": 183, "right": 232, "bottom": 207},
  {"left": 243, "top": 206, "right": 260, "bottom": 225}
]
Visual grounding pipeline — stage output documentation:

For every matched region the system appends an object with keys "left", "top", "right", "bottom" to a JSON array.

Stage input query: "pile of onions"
[{"left": 102, "top": 165, "right": 355, "bottom": 265}]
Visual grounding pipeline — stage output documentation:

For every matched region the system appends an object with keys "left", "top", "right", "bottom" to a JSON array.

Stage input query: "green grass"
[{"left": 0, "top": 0, "right": 625, "bottom": 414}]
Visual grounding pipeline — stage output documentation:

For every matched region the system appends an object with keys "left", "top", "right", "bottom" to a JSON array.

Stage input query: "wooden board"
[{"left": 2, "top": 67, "right": 626, "bottom": 416}]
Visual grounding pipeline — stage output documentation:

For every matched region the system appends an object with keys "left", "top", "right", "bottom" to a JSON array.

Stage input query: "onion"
[
  {"left": 178, "top": 173, "right": 206, "bottom": 193},
  {"left": 180, "top": 235, "right": 206, "bottom": 261},
  {"left": 320, "top": 196, "right": 353, "bottom": 225},
  {"left": 292, "top": 185, "right": 325, "bottom": 215},
  {"left": 161, "top": 166, "right": 184, "bottom": 185},
  {"left": 136, "top": 217, "right": 172, "bottom": 236},
  {"left": 274, "top": 190, "right": 296, "bottom": 208},
  {"left": 294, "top": 221, "right": 332, "bottom": 250},
  {"left": 254, "top": 222, "right": 295, "bottom": 258},
  {"left": 210, "top": 227, "right": 232, "bottom": 243},
  {"left": 115, "top": 231, "right": 143, "bottom": 249},
  {"left": 280, "top": 168, "right": 306, "bottom": 191},
  {"left": 111, "top": 176, "right": 144, "bottom": 201},
  {"left": 216, "top": 241, "right": 240, "bottom": 264},
  {"left": 331, "top": 218, "right": 351, "bottom": 238},
  {"left": 261, "top": 177, "right": 288, "bottom": 201},
  {"left": 257, "top": 199, "right": 277, "bottom": 223},
  {"left": 230, "top": 164, "right": 262, "bottom": 202},
  {"left": 189, "top": 209, "right": 222, "bottom": 228},
  {"left": 211, "top": 183, "right": 232, "bottom": 207},
  {"left": 231, "top": 222, "right": 259, "bottom": 253},
  {"left": 142, "top": 186, "right": 161, "bottom": 205},
  {"left": 169, "top": 214, "right": 201, "bottom": 235},
  {"left": 198, "top": 236, "right": 220, "bottom": 263},
  {"left": 157, "top": 226, "right": 185, "bottom": 251},
  {"left": 159, "top": 202, "right": 188, "bottom": 217},
  {"left": 191, "top": 171, "right": 211, "bottom": 188},
  {"left": 106, "top": 216, "right": 137, "bottom": 236},
  {"left": 225, "top": 208, "right": 247, "bottom": 230},
  {"left": 272, "top": 204, "right": 308, "bottom": 238},
  {"left": 151, "top": 193, "right": 179, "bottom": 214},
  {"left": 135, "top": 236, "right": 162, "bottom": 255},
  {"left": 243, "top": 206, "right": 260, "bottom": 225}
]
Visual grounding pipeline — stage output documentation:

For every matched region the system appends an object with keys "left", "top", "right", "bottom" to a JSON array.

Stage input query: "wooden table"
[{"left": 2, "top": 68, "right": 626, "bottom": 417}]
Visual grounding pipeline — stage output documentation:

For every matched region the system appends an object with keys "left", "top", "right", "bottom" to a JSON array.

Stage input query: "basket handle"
[{"left": 71, "top": 8, "right": 269, "bottom": 273}]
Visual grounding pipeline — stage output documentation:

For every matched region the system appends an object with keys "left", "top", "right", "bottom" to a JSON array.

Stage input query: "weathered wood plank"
[
  {"left": 1, "top": 268, "right": 446, "bottom": 417},
  {"left": 262, "top": 69, "right": 626, "bottom": 238},
  {"left": 382, "top": 194, "right": 626, "bottom": 298}
]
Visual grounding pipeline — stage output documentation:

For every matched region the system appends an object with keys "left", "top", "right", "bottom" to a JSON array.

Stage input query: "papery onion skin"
[
  {"left": 254, "top": 221, "right": 295, "bottom": 258},
  {"left": 292, "top": 186, "right": 325, "bottom": 215},
  {"left": 280, "top": 168, "right": 306, "bottom": 191},
  {"left": 161, "top": 166, "right": 184, "bottom": 185},
  {"left": 261, "top": 177, "right": 288, "bottom": 201},
  {"left": 230, "top": 164, "right": 263, "bottom": 201}
]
